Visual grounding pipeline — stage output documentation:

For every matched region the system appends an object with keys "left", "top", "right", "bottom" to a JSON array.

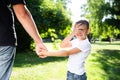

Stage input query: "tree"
[
  {"left": 84, "top": 0, "right": 120, "bottom": 41},
  {"left": 104, "top": 0, "right": 120, "bottom": 30},
  {"left": 26, "top": 0, "right": 71, "bottom": 38}
]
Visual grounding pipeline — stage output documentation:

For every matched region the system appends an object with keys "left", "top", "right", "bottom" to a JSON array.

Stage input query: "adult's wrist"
[{"left": 34, "top": 39, "right": 43, "bottom": 44}]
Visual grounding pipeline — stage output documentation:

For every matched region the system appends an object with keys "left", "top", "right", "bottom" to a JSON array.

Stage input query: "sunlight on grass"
[
  {"left": 11, "top": 56, "right": 68, "bottom": 80},
  {"left": 11, "top": 41, "right": 120, "bottom": 80}
]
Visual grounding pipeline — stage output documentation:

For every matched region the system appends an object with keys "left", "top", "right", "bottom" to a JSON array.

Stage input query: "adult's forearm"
[
  {"left": 19, "top": 10, "right": 42, "bottom": 43},
  {"left": 13, "top": 5, "right": 43, "bottom": 44}
]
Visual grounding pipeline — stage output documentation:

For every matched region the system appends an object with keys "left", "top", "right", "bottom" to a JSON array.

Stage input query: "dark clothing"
[
  {"left": 0, "top": 1, "right": 25, "bottom": 79},
  {"left": 0, "top": 0, "right": 25, "bottom": 46}
]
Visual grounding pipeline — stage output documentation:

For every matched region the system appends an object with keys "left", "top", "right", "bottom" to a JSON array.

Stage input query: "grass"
[{"left": 10, "top": 41, "right": 120, "bottom": 80}]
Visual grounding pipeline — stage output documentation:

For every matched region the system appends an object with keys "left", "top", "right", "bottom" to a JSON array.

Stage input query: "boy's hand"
[
  {"left": 39, "top": 50, "right": 47, "bottom": 58},
  {"left": 72, "top": 24, "right": 79, "bottom": 35},
  {"left": 35, "top": 43, "right": 48, "bottom": 56}
]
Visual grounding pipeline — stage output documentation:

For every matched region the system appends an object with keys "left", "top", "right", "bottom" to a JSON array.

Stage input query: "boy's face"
[{"left": 74, "top": 23, "right": 90, "bottom": 40}]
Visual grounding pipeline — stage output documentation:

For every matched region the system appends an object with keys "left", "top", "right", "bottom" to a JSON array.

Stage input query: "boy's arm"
[
  {"left": 60, "top": 32, "right": 74, "bottom": 48},
  {"left": 40, "top": 47, "right": 81, "bottom": 57},
  {"left": 60, "top": 24, "right": 78, "bottom": 48}
]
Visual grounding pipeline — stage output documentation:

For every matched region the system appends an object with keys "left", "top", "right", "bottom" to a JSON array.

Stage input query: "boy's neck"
[{"left": 77, "top": 37, "right": 87, "bottom": 41}]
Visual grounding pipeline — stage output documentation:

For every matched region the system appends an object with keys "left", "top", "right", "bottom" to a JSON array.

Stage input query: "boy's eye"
[{"left": 78, "top": 29, "right": 84, "bottom": 31}]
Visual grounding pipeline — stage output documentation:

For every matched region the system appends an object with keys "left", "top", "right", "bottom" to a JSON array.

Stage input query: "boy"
[{"left": 39, "top": 20, "right": 91, "bottom": 80}]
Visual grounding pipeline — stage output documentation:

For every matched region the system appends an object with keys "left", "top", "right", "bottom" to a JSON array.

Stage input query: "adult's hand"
[
  {"left": 38, "top": 49, "right": 48, "bottom": 58},
  {"left": 35, "top": 42, "right": 48, "bottom": 58}
]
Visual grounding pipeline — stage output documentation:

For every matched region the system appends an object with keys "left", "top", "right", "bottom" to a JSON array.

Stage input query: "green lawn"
[{"left": 10, "top": 41, "right": 120, "bottom": 80}]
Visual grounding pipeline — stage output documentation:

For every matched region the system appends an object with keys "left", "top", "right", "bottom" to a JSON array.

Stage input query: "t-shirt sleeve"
[
  {"left": 11, "top": 0, "right": 26, "bottom": 5},
  {"left": 76, "top": 43, "right": 89, "bottom": 51},
  {"left": 71, "top": 39, "right": 90, "bottom": 52}
]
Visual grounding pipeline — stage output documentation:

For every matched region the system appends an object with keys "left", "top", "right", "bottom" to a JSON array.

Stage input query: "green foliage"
[
  {"left": 99, "top": 25, "right": 120, "bottom": 40},
  {"left": 59, "top": 25, "right": 71, "bottom": 37},
  {"left": 52, "top": 39, "right": 61, "bottom": 50},
  {"left": 41, "top": 28, "right": 58, "bottom": 41},
  {"left": 27, "top": 0, "right": 72, "bottom": 35},
  {"left": 104, "top": 0, "right": 120, "bottom": 29},
  {"left": 85, "top": 0, "right": 120, "bottom": 40}
]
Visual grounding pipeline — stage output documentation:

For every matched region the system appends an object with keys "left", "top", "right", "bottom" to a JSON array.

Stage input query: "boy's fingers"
[
  {"left": 41, "top": 48, "right": 48, "bottom": 52},
  {"left": 39, "top": 55, "right": 47, "bottom": 58}
]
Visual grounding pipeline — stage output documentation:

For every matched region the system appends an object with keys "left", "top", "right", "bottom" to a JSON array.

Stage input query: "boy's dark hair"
[{"left": 76, "top": 20, "right": 89, "bottom": 29}]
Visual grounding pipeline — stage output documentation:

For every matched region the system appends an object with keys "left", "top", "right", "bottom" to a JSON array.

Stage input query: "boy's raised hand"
[{"left": 72, "top": 24, "right": 79, "bottom": 35}]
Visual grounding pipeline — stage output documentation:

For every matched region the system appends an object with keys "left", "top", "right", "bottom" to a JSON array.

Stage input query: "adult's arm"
[{"left": 13, "top": 4, "right": 47, "bottom": 54}]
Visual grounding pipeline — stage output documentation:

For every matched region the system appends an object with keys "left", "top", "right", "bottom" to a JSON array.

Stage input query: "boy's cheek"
[
  {"left": 74, "top": 31, "right": 79, "bottom": 35},
  {"left": 75, "top": 30, "right": 81, "bottom": 34}
]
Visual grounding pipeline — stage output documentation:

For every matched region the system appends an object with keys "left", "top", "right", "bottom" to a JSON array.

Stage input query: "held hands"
[
  {"left": 38, "top": 50, "right": 48, "bottom": 58},
  {"left": 35, "top": 42, "right": 48, "bottom": 58}
]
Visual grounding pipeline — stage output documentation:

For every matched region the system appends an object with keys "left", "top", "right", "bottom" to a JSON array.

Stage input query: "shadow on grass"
[
  {"left": 13, "top": 51, "right": 67, "bottom": 67},
  {"left": 94, "top": 49, "right": 120, "bottom": 80}
]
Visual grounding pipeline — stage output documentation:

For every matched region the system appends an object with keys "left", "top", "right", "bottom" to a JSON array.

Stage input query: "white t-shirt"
[{"left": 67, "top": 38, "right": 91, "bottom": 75}]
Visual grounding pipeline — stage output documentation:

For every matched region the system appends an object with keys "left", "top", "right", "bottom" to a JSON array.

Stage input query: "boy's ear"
[{"left": 87, "top": 28, "right": 90, "bottom": 34}]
